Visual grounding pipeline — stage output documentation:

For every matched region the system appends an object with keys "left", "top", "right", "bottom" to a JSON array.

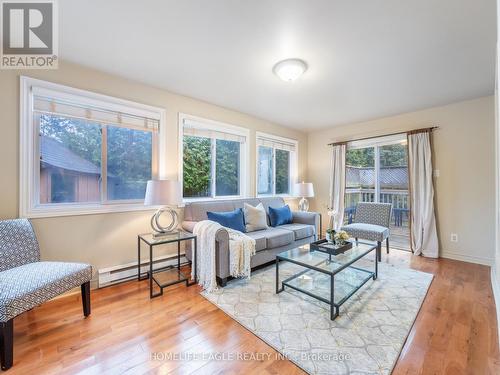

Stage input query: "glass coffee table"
[{"left": 276, "top": 241, "right": 379, "bottom": 320}]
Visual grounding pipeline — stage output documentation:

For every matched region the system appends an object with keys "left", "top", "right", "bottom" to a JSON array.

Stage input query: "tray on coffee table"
[{"left": 310, "top": 239, "right": 353, "bottom": 255}]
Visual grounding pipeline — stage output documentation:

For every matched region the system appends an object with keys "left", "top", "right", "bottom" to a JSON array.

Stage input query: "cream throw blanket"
[{"left": 192, "top": 220, "right": 256, "bottom": 292}]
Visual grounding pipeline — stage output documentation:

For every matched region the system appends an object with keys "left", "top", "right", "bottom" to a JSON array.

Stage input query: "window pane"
[
  {"left": 38, "top": 114, "right": 101, "bottom": 204},
  {"left": 275, "top": 149, "right": 290, "bottom": 195},
  {"left": 345, "top": 147, "right": 375, "bottom": 223},
  {"left": 379, "top": 143, "right": 409, "bottom": 250},
  {"left": 215, "top": 139, "right": 240, "bottom": 196},
  {"left": 183, "top": 135, "right": 212, "bottom": 198},
  {"left": 257, "top": 146, "right": 273, "bottom": 195},
  {"left": 107, "top": 126, "right": 152, "bottom": 200}
]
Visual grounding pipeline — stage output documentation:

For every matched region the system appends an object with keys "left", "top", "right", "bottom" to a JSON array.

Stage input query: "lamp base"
[
  {"left": 298, "top": 197, "right": 309, "bottom": 212},
  {"left": 151, "top": 207, "right": 179, "bottom": 235}
]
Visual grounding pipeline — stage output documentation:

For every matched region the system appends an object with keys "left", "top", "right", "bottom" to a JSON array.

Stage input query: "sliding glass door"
[{"left": 345, "top": 136, "right": 410, "bottom": 250}]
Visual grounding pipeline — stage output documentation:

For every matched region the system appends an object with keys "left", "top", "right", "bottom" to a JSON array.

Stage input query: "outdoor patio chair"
[
  {"left": 0, "top": 219, "right": 93, "bottom": 371},
  {"left": 341, "top": 202, "right": 392, "bottom": 261}
]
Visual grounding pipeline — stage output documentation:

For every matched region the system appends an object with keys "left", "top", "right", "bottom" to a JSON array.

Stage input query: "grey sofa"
[
  {"left": 0, "top": 219, "right": 93, "bottom": 371},
  {"left": 182, "top": 197, "right": 320, "bottom": 286}
]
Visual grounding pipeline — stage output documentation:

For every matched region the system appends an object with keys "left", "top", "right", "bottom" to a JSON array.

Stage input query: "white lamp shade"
[
  {"left": 144, "top": 180, "right": 181, "bottom": 206},
  {"left": 294, "top": 182, "right": 314, "bottom": 198}
]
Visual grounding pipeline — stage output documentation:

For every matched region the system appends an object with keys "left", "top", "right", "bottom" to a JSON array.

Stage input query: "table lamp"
[
  {"left": 144, "top": 180, "right": 181, "bottom": 236},
  {"left": 294, "top": 182, "right": 314, "bottom": 212}
]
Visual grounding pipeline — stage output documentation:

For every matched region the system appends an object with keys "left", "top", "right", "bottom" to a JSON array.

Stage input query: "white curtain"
[
  {"left": 408, "top": 132, "right": 439, "bottom": 257},
  {"left": 329, "top": 144, "right": 346, "bottom": 230}
]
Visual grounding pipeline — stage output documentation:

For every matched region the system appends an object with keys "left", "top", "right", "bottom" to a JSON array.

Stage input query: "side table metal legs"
[{"left": 137, "top": 234, "right": 198, "bottom": 299}]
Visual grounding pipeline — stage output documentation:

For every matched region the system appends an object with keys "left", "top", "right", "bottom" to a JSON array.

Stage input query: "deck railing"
[{"left": 344, "top": 189, "right": 409, "bottom": 228}]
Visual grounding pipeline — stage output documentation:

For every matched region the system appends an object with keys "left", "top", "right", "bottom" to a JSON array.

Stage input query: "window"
[
  {"left": 345, "top": 134, "right": 409, "bottom": 250},
  {"left": 21, "top": 77, "right": 164, "bottom": 217},
  {"left": 180, "top": 114, "right": 248, "bottom": 200},
  {"left": 256, "top": 133, "right": 298, "bottom": 196}
]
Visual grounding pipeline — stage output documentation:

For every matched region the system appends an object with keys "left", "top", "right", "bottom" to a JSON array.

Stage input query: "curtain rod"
[{"left": 328, "top": 126, "right": 438, "bottom": 147}]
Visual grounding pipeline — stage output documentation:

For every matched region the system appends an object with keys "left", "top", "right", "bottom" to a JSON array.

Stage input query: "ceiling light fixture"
[{"left": 273, "top": 58, "right": 307, "bottom": 82}]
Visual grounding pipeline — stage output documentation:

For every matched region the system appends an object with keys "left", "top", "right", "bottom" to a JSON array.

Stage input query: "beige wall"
[
  {"left": 308, "top": 96, "right": 496, "bottom": 265},
  {"left": 0, "top": 61, "right": 495, "bottom": 275},
  {"left": 0, "top": 61, "right": 308, "bottom": 273},
  {"left": 494, "top": 0, "right": 500, "bottom": 297}
]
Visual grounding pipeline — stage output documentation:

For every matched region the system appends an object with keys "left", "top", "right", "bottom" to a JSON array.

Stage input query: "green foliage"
[
  {"left": 183, "top": 136, "right": 211, "bottom": 197},
  {"left": 215, "top": 139, "right": 240, "bottom": 196},
  {"left": 106, "top": 127, "right": 152, "bottom": 199},
  {"left": 346, "top": 148, "right": 374, "bottom": 167},
  {"left": 183, "top": 136, "right": 242, "bottom": 198},
  {"left": 346, "top": 144, "right": 407, "bottom": 168},
  {"left": 275, "top": 149, "right": 290, "bottom": 194},
  {"left": 379, "top": 144, "right": 407, "bottom": 167}
]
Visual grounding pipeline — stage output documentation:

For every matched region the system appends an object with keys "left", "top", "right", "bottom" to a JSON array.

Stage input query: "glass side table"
[{"left": 137, "top": 231, "right": 197, "bottom": 299}]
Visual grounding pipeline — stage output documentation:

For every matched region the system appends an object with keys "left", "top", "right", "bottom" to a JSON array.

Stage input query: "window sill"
[
  {"left": 256, "top": 194, "right": 296, "bottom": 199},
  {"left": 22, "top": 203, "right": 160, "bottom": 219},
  {"left": 180, "top": 196, "right": 247, "bottom": 207},
  {"left": 180, "top": 195, "right": 297, "bottom": 207}
]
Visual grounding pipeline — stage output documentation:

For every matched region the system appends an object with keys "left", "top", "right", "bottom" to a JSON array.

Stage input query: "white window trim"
[
  {"left": 20, "top": 76, "right": 167, "bottom": 218},
  {"left": 347, "top": 133, "right": 407, "bottom": 150},
  {"left": 255, "top": 131, "right": 298, "bottom": 198},
  {"left": 178, "top": 113, "right": 250, "bottom": 204}
]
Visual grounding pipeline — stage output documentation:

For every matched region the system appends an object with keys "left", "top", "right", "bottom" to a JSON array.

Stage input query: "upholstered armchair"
[
  {"left": 341, "top": 202, "right": 392, "bottom": 261},
  {"left": 0, "top": 219, "right": 93, "bottom": 370}
]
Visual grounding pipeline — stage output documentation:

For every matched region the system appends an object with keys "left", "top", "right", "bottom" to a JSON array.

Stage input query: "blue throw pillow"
[
  {"left": 268, "top": 205, "right": 293, "bottom": 227},
  {"left": 207, "top": 208, "right": 246, "bottom": 232}
]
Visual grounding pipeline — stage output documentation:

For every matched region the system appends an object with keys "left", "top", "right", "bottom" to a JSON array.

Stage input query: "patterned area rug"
[{"left": 202, "top": 258, "right": 433, "bottom": 375}]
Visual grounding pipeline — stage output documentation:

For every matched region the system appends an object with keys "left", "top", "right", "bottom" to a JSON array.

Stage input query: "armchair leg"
[
  {"left": 377, "top": 241, "right": 382, "bottom": 262},
  {"left": 0, "top": 319, "right": 13, "bottom": 371},
  {"left": 81, "top": 282, "right": 91, "bottom": 317},
  {"left": 386, "top": 238, "right": 390, "bottom": 254}
]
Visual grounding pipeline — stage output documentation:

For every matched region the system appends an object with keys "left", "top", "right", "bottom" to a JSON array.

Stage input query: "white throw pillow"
[{"left": 244, "top": 203, "right": 268, "bottom": 232}]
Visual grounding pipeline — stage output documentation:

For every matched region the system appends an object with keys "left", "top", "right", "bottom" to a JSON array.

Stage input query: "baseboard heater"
[{"left": 98, "top": 253, "right": 188, "bottom": 288}]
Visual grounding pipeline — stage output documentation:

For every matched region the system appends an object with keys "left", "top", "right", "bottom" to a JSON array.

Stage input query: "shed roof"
[{"left": 40, "top": 135, "right": 100, "bottom": 175}]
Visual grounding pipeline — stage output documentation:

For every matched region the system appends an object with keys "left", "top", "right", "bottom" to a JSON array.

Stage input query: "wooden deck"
[
  {"left": 390, "top": 225, "right": 410, "bottom": 250},
  {"left": 5, "top": 250, "right": 500, "bottom": 374}
]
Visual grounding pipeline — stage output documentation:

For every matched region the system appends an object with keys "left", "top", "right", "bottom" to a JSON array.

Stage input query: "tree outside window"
[{"left": 182, "top": 135, "right": 243, "bottom": 199}]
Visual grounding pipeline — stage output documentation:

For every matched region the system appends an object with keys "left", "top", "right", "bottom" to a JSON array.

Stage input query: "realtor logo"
[{"left": 1, "top": 0, "right": 58, "bottom": 69}]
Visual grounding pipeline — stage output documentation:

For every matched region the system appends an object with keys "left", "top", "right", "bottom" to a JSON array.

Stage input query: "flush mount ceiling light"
[{"left": 273, "top": 58, "right": 308, "bottom": 82}]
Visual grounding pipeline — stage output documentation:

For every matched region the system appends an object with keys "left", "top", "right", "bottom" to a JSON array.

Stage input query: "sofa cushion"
[
  {"left": 243, "top": 203, "right": 268, "bottom": 232},
  {"left": 187, "top": 201, "right": 236, "bottom": 221},
  {"left": 268, "top": 205, "right": 293, "bottom": 227},
  {"left": 263, "top": 227, "right": 295, "bottom": 248},
  {"left": 0, "top": 261, "right": 93, "bottom": 322},
  {"left": 278, "top": 223, "right": 315, "bottom": 240},
  {"left": 245, "top": 230, "right": 268, "bottom": 252},
  {"left": 207, "top": 208, "right": 246, "bottom": 232},
  {"left": 183, "top": 197, "right": 287, "bottom": 222}
]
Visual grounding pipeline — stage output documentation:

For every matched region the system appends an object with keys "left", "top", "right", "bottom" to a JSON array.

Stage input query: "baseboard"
[
  {"left": 98, "top": 253, "right": 188, "bottom": 287},
  {"left": 440, "top": 250, "right": 493, "bottom": 266},
  {"left": 491, "top": 266, "right": 500, "bottom": 346}
]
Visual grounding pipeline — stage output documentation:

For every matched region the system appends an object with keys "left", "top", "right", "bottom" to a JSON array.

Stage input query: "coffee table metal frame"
[{"left": 275, "top": 241, "right": 379, "bottom": 320}]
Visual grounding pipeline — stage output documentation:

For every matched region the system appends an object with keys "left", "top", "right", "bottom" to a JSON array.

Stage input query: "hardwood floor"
[{"left": 5, "top": 250, "right": 500, "bottom": 374}]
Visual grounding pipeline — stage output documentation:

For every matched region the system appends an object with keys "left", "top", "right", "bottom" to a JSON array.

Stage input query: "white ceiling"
[{"left": 60, "top": 0, "right": 496, "bottom": 131}]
